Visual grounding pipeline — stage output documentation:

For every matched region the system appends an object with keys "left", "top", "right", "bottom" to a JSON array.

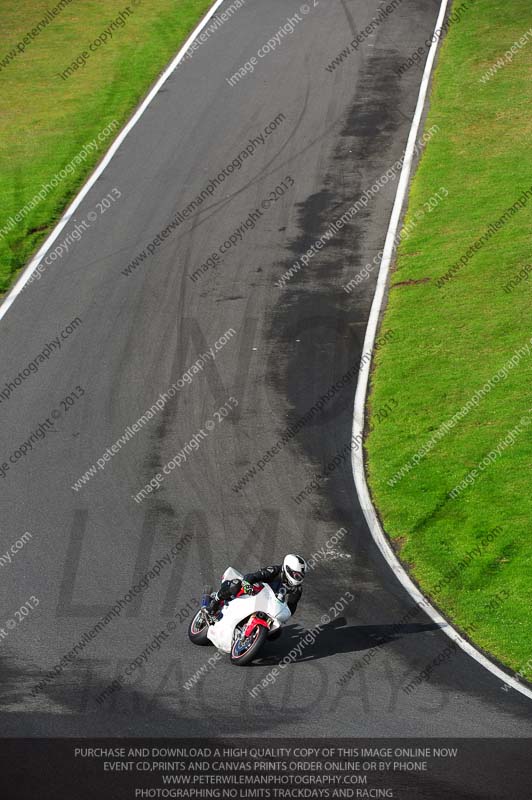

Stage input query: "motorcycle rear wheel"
[
  {"left": 188, "top": 610, "right": 211, "bottom": 645},
  {"left": 230, "top": 623, "right": 268, "bottom": 665}
]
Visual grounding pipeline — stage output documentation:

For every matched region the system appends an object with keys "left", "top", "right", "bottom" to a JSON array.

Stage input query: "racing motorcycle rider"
[{"left": 205, "top": 554, "right": 307, "bottom": 617}]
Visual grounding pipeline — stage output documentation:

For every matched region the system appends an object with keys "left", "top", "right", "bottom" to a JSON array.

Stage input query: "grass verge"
[
  {"left": 365, "top": 0, "right": 532, "bottom": 677},
  {"left": 0, "top": 0, "right": 219, "bottom": 293}
]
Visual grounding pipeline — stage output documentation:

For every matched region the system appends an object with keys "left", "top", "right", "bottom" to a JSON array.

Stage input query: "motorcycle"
[{"left": 187, "top": 567, "right": 292, "bottom": 665}]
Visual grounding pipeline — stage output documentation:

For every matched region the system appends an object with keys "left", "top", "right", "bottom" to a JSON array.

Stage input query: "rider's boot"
[{"left": 203, "top": 589, "right": 222, "bottom": 616}]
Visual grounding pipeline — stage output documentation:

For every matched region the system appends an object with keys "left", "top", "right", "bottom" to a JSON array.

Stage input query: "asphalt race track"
[{"left": 1, "top": 0, "right": 531, "bottom": 752}]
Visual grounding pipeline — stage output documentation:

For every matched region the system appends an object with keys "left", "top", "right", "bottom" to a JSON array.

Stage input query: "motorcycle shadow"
[{"left": 252, "top": 617, "right": 442, "bottom": 665}]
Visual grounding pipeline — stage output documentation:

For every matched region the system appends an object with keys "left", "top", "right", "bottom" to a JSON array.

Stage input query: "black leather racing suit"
[{"left": 217, "top": 565, "right": 302, "bottom": 615}]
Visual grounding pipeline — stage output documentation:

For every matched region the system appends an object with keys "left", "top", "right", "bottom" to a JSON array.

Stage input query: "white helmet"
[{"left": 282, "top": 554, "right": 307, "bottom": 586}]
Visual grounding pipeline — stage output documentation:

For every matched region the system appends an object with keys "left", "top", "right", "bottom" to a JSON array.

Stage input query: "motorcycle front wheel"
[
  {"left": 230, "top": 623, "right": 268, "bottom": 665},
  {"left": 188, "top": 610, "right": 211, "bottom": 645}
]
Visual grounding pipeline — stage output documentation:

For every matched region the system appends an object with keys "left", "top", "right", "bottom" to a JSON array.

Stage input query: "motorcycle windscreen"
[{"left": 221, "top": 566, "right": 243, "bottom": 582}]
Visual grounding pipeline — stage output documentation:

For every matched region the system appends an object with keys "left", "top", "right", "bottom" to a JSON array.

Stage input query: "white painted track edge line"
[
  {"left": 351, "top": 0, "right": 532, "bottom": 701},
  {"left": 0, "top": 0, "right": 228, "bottom": 323}
]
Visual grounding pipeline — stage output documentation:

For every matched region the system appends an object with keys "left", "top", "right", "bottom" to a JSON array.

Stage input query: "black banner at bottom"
[{"left": 2, "top": 738, "right": 532, "bottom": 800}]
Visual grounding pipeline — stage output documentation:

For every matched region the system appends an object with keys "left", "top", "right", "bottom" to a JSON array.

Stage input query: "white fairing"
[{"left": 207, "top": 568, "right": 291, "bottom": 653}]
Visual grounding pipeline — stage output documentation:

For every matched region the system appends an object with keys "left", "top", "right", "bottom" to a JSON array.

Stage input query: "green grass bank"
[
  {"left": 366, "top": 0, "right": 532, "bottom": 676},
  {"left": 0, "top": 0, "right": 219, "bottom": 293}
]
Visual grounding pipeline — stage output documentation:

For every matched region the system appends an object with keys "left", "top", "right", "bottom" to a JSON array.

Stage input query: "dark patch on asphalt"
[{"left": 265, "top": 48, "right": 408, "bottom": 527}]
